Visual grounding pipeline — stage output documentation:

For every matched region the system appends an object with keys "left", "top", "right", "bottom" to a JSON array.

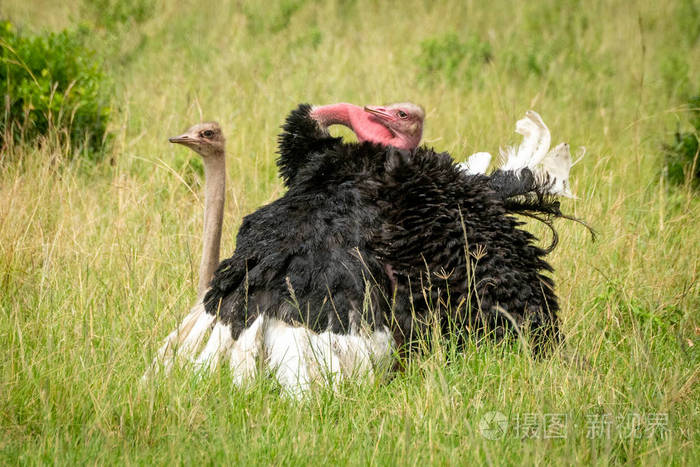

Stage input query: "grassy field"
[{"left": 1, "top": 0, "right": 698, "bottom": 464}]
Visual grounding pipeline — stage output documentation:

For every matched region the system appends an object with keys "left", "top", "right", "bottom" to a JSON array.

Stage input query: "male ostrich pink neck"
[{"left": 310, "top": 102, "right": 424, "bottom": 150}]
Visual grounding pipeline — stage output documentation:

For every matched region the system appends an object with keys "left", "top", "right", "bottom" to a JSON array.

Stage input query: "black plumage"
[
  {"left": 204, "top": 104, "right": 565, "bottom": 353},
  {"left": 375, "top": 150, "right": 560, "bottom": 352}
]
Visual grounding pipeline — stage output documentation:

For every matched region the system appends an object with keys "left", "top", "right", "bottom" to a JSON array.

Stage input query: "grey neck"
[{"left": 198, "top": 151, "right": 225, "bottom": 299}]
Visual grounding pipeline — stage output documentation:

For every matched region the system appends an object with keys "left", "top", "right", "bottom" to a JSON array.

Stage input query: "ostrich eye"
[
  {"left": 202, "top": 130, "right": 215, "bottom": 138},
  {"left": 397, "top": 110, "right": 408, "bottom": 119}
]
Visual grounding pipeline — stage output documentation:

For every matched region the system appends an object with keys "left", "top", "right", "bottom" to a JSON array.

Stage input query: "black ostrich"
[
  {"left": 268, "top": 104, "right": 567, "bottom": 355},
  {"left": 150, "top": 103, "right": 580, "bottom": 394}
]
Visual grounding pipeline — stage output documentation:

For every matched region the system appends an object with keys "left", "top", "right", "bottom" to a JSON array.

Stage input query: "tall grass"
[{"left": 1, "top": 0, "right": 698, "bottom": 463}]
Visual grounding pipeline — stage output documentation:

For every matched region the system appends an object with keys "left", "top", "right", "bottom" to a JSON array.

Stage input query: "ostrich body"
[{"left": 269, "top": 105, "right": 563, "bottom": 352}]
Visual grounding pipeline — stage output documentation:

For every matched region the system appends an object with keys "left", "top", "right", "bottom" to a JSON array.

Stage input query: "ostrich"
[
  {"left": 272, "top": 105, "right": 581, "bottom": 357},
  {"left": 168, "top": 122, "right": 226, "bottom": 298},
  {"left": 146, "top": 122, "right": 226, "bottom": 373},
  {"left": 149, "top": 104, "right": 582, "bottom": 394}
]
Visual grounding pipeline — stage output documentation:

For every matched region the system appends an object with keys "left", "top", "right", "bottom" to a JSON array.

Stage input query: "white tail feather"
[
  {"left": 229, "top": 315, "right": 265, "bottom": 385},
  {"left": 502, "top": 110, "right": 552, "bottom": 171},
  {"left": 492, "top": 110, "right": 579, "bottom": 198},
  {"left": 263, "top": 319, "right": 316, "bottom": 397},
  {"left": 194, "top": 321, "right": 235, "bottom": 373},
  {"left": 535, "top": 142, "right": 576, "bottom": 198},
  {"left": 522, "top": 110, "right": 551, "bottom": 168}
]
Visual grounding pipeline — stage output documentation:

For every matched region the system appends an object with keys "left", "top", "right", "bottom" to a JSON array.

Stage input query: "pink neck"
[
  {"left": 311, "top": 103, "right": 398, "bottom": 147},
  {"left": 310, "top": 103, "right": 357, "bottom": 128}
]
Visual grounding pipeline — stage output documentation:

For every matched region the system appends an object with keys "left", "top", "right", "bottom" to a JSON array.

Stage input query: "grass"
[{"left": 1, "top": 0, "right": 698, "bottom": 464}]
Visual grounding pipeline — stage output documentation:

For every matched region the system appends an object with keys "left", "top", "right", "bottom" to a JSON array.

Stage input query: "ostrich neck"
[
  {"left": 311, "top": 103, "right": 356, "bottom": 128},
  {"left": 311, "top": 103, "right": 395, "bottom": 145},
  {"left": 199, "top": 152, "right": 225, "bottom": 298}
]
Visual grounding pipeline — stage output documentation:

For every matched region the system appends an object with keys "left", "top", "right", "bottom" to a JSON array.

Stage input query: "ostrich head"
[
  {"left": 169, "top": 122, "right": 225, "bottom": 157},
  {"left": 310, "top": 102, "right": 425, "bottom": 150},
  {"left": 362, "top": 103, "right": 424, "bottom": 150}
]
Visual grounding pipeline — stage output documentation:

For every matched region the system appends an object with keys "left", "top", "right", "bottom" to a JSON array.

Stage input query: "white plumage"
[{"left": 496, "top": 110, "right": 578, "bottom": 197}]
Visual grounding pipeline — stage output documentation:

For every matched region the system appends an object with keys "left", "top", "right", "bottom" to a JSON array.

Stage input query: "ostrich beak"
[
  {"left": 168, "top": 134, "right": 192, "bottom": 144},
  {"left": 364, "top": 106, "right": 396, "bottom": 122}
]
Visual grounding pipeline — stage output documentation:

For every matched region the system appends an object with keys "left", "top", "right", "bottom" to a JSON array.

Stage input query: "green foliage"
[
  {"left": 664, "top": 95, "right": 700, "bottom": 188},
  {"left": 416, "top": 32, "right": 492, "bottom": 85},
  {"left": 0, "top": 20, "right": 112, "bottom": 157}
]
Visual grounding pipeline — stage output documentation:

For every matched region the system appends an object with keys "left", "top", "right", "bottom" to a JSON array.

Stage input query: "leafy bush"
[
  {"left": 0, "top": 20, "right": 112, "bottom": 157},
  {"left": 664, "top": 95, "right": 699, "bottom": 188},
  {"left": 416, "top": 32, "right": 492, "bottom": 85}
]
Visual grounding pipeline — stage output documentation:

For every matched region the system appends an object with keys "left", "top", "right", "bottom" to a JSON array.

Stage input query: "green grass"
[{"left": 1, "top": 0, "right": 698, "bottom": 464}]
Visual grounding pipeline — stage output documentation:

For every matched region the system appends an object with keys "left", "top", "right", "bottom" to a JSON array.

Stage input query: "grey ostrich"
[
  {"left": 168, "top": 122, "right": 226, "bottom": 299},
  {"left": 145, "top": 122, "right": 227, "bottom": 373}
]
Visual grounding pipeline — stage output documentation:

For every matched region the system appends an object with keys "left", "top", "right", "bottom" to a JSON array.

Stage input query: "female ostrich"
[
  {"left": 147, "top": 122, "right": 227, "bottom": 372},
  {"left": 168, "top": 123, "right": 226, "bottom": 298}
]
